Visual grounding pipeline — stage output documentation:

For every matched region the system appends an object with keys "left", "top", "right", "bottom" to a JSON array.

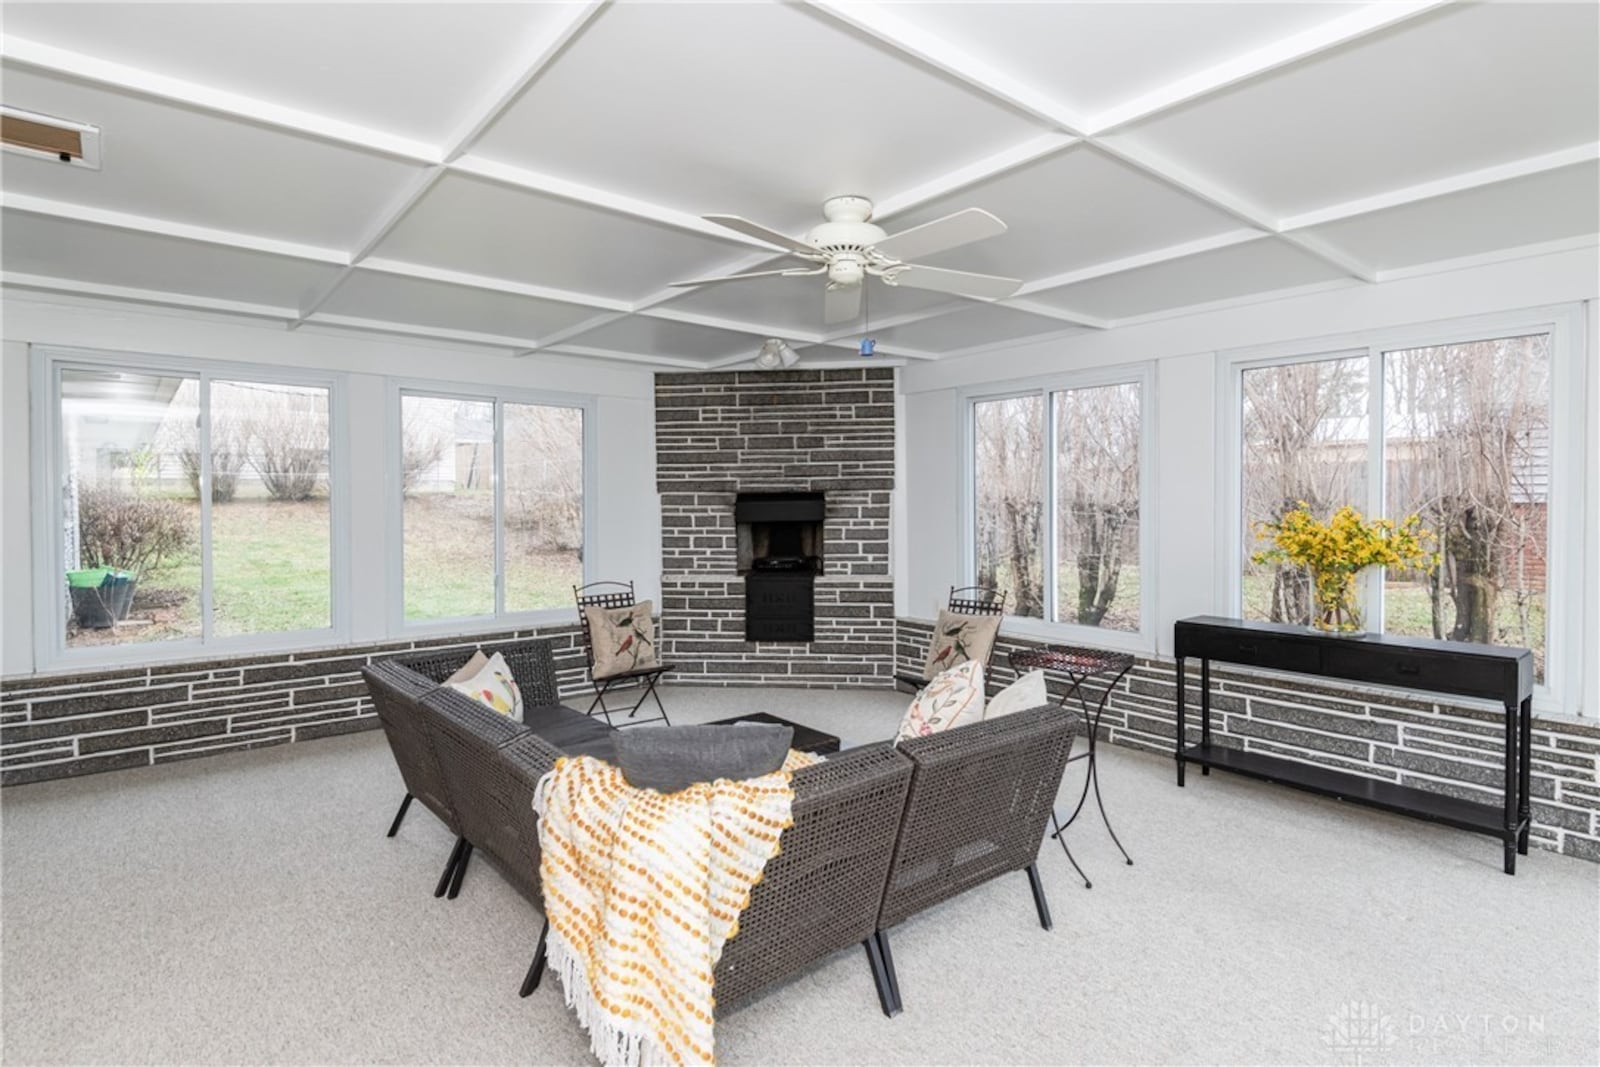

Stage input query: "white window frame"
[
  {"left": 30, "top": 346, "right": 351, "bottom": 671},
  {"left": 961, "top": 361, "right": 1158, "bottom": 654},
  {"left": 386, "top": 378, "right": 596, "bottom": 637},
  {"left": 1216, "top": 303, "right": 1588, "bottom": 715}
]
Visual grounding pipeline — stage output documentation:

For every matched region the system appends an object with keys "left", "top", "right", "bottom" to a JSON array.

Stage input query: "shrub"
[
  {"left": 178, "top": 435, "right": 246, "bottom": 504},
  {"left": 76, "top": 484, "right": 195, "bottom": 580},
  {"left": 401, "top": 422, "right": 446, "bottom": 495},
  {"left": 248, "top": 393, "right": 327, "bottom": 501}
]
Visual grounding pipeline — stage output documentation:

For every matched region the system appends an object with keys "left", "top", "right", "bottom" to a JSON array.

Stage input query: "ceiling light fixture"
[{"left": 754, "top": 338, "right": 800, "bottom": 370}]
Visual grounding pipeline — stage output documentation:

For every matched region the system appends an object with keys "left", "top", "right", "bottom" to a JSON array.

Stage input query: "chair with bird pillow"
[
  {"left": 574, "top": 580, "right": 674, "bottom": 727},
  {"left": 895, "top": 585, "right": 1008, "bottom": 695}
]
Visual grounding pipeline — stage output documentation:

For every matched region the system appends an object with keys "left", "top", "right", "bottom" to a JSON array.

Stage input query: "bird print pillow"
[
  {"left": 921, "top": 608, "right": 1002, "bottom": 680},
  {"left": 444, "top": 651, "right": 524, "bottom": 721},
  {"left": 586, "top": 601, "right": 660, "bottom": 680}
]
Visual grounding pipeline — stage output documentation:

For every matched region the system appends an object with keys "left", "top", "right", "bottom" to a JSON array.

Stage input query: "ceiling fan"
[{"left": 671, "top": 195, "right": 1021, "bottom": 325}]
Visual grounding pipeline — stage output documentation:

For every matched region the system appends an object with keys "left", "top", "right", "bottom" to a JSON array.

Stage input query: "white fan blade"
[
  {"left": 824, "top": 283, "right": 863, "bottom": 325},
  {"left": 888, "top": 264, "right": 1021, "bottom": 300},
  {"left": 872, "top": 208, "right": 1007, "bottom": 262},
  {"left": 669, "top": 267, "right": 823, "bottom": 288},
  {"left": 703, "top": 214, "right": 823, "bottom": 255}
]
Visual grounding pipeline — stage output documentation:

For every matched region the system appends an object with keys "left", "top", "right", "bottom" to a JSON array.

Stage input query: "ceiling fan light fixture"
[{"left": 754, "top": 338, "right": 799, "bottom": 370}]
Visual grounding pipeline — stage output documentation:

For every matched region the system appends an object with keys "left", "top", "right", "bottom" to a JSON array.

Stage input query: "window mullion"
[
  {"left": 198, "top": 375, "right": 214, "bottom": 643},
  {"left": 1368, "top": 347, "right": 1386, "bottom": 633},
  {"left": 494, "top": 400, "right": 506, "bottom": 618},
  {"left": 1043, "top": 390, "right": 1058, "bottom": 625}
]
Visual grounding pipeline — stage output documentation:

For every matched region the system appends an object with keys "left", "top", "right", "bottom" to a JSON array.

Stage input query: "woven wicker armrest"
[
  {"left": 499, "top": 731, "right": 564, "bottom": 795},
  {"left": 895, "top": 703, "right": 1071, "bottom": 767}
]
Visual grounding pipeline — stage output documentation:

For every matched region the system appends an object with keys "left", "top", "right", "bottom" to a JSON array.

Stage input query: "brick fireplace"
[{"left": 655, "top": 367, "right": 895, "bottom": 686}]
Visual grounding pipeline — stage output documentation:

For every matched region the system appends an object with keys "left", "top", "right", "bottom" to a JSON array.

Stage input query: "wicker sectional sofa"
[{"left": 359, "top": 638, "right": 1073, "bottom": 1018}]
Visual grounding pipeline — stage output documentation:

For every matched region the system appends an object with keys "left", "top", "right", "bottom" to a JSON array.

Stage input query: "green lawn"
[{"left": 67, "top": 492, "right": 580, "bottom": 648}]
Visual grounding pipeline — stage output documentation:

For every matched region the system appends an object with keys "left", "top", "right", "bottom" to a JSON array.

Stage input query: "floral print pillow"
[
  {"left": 897, "top": 660, "right": 987, "bottom": 742},
  {"left": 921, "top": 609, "right": 1002, "bottom": 680},
  {"left": 586, "top": 600, "right": 661, "bottom": 680}
]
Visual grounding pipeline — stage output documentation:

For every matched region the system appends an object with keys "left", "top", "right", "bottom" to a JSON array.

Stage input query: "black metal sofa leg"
[
  {"left": 386, "top": 793, "right": 414, "bottom": 838},
  {"left": 520, "top": 921, "right": 550, "bottom": 998},
  {"left": 435, "top": 836, "right": 468, "bottom": 898},
  {"left": 1026, "top": 863, "right": 1053, "bottom": 930},
  {"left": 864, "top": 932, "right": 903, "bottom": 1017},
  {"left": 446, "top": 842, "right": 474, "bottom": 899}
]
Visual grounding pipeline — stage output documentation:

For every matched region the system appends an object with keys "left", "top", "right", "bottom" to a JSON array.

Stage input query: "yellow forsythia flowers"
[{"left": 1252, "top": 504, "right": 1438, "bottom": 632}]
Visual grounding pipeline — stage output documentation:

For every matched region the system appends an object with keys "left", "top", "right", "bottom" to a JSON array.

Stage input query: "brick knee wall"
[{"left": 894, "top": 617, "right": 1600, "bottom": 862}]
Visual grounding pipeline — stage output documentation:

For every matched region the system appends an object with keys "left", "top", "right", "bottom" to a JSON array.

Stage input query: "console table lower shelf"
[{"left": 1181, "top": 743, "right": 1527, "bottom": 839}]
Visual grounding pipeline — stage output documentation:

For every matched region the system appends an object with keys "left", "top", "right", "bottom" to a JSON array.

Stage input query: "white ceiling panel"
[
  {"left": 2, "top": 211, "right": 340, "bottom": 308},
  {"left": 1028, "top": 237, "right": 1350, "bottom": 321},
  {"left": 873, "top": 303, "right": 1085, "bottom": 354},
  {"left": 1304, "top": 161, "right": 1600, "bottom": 273},
  {"left": 560, "top": 315, "right": 767, "bottom": 365},
  {"left": 898, "top": 1, "right": 1348, "bottom": 116},
  {"left": 470, "top": 0, "right": 1048, "bottom": 227},
  {"left": 372, "top": 173, "right": 747, "bottom": 300},
  {"left": 1108, "top": 2, "right": 1600, "bottom": 218},
  {"left": 323, "top": 270, "right": 600, "bottom": 342},
  {"left": 881, "top": 144, "right": 1245, "bottom": 281},
  {"left": 0, "top": 66, "right": 422, "bottom": 247},
  {"left": 2, "top": 2, "right": 580, "bottom": 144}
]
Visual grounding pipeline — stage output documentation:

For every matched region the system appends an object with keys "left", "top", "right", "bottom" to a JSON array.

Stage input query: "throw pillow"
[
  {"left": 444, "top": 649, "right": 489, "bottom": 685},
  {"left": 613, "top": 724, "right": 794, "bottom": 794},
  {"left": 586, "top": 601, "right": 661, "bottom": 680},
  {"left": 984, "top": 669, "right": 1049, "bottom": 720},
  {"left": 921, "top": 609, "right": 1002, "bottom": 680},
  {"left": 897, "top": 660, "right": 986, "bottom": 742},
  {"left": 444, "top": 651, "right": 523, "bottom": 721}
]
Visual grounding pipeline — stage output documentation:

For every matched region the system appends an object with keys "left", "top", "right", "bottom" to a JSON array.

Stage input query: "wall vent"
[{"left": 1, "top": 106, "right": 101, "bottom": 169}]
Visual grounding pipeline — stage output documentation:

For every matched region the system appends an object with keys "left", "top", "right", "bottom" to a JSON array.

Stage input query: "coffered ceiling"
[{"left": 2, "top": 1, "right": 1596, "bottom": 368}]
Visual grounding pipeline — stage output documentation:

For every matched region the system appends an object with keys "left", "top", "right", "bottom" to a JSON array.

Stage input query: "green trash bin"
[{"left": 67, "top": 568, "right": 137, "bottom": 628}]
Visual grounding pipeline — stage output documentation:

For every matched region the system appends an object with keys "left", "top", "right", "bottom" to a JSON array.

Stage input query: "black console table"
[{"left": 1173, "top": 616, "right": 1534, "bottom": 874}]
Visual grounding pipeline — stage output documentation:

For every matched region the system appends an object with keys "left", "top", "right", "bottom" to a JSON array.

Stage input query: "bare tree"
[
  {"left": 245, "top": 387, "right": 328, "bottom": 501},
  {"left": 1057, "top": 384, "right": 1140, "bottom": 627},
  {"left": 975, "top": 396, "right": 1044, "bottom": 617},
  {"left": 1386, "top": 336, "right": 1548, "bottom": 647},
  {"left": 178, "top": 418, "right": 246, "bottom": 503},
  {"left": 400, "top": 416, "right": 447, "bottom": 496},
  {"left": 505, "top": 404, "right": 584, "bottom": 550},
  {"left": 1242, "top": 359, "right": 1367, "bottom": 624}
]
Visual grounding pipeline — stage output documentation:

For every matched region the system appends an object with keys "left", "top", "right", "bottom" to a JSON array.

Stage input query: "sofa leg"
[
  {"left": 386, "top": 792, "right": 413, "bottom": 838},
  {"left": 864, "top": 933, "right": 902, "bottom": 1017},
  {"left": 520, "top": 921, "right": 550, "bottom": 998},
  {"left": 875, "top": 930, "right": 902, "bottom": 1012},
  {"left": 1026, "top": 863, "right": 1053, "bottom": 931},
  {"left": 435, "top": 836, "right": 467, "bottom": 898},
  {"left": 446, "top": 842, "right": 474, "bottom": 900}
]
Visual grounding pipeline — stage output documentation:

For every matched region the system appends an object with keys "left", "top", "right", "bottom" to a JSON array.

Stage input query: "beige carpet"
[{"left": 3, "top": 685, "right": 1596, "bottom": 1065}]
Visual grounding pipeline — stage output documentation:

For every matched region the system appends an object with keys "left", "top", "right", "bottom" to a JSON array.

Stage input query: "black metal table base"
[{"left": 1009, "top": 647, "right": 1135, "bottom": 890}]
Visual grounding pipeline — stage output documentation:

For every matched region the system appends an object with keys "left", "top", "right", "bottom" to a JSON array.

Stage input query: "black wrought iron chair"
[
  {"left": 574, "top": 580, "right": 674, "bottom": 727},
  {"left": 895, "top": 585, "right": 1009, "bottom": 693}
]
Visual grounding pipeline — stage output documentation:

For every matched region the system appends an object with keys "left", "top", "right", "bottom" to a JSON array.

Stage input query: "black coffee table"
[{"left": 706, "top": 711, "right": 841, "bottom": 755}]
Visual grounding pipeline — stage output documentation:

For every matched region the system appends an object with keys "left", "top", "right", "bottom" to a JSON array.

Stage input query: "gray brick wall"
[
  {"left": 655, "top": 367, "right": 896, "bottom": 684},
  {"left": 0, "top": 624, "right": 593, "bottom": 786},
  {"left": 896, "top": 617, "right": 1600, "bottom": 862}
]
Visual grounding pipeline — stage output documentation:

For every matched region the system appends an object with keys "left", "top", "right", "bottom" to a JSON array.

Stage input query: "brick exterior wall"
[
  {"left": 897, "top": 617, "right": 1600, "bottom": 862},
  {"left": 0, "top": 624, "right": 594, "bottom": 786},
  {"left": 655, "top": 368, "right": 896, "bottom": 686}
]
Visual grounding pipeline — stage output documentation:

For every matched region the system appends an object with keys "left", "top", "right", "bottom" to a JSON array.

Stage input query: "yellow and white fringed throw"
[{"left": 533, "top": 751, "right": 821, "bottom": 1066}]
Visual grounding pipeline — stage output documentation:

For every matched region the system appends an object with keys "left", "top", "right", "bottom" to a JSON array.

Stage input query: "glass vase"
[{"left": 1310, "top": 568, "right": 1364, "bottom": 635}]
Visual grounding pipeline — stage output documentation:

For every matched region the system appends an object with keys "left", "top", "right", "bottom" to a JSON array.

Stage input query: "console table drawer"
[
  {"left": 1183, "top": 631, "right": 1319, "bottom": 674},
  {"left": 1321, "top": 644, "right": 1506, "bottom": 700}
]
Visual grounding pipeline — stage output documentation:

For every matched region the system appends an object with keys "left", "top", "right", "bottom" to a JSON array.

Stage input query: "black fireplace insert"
[{"left": 737, "top": 492, "right": 823, "bottom": 642}]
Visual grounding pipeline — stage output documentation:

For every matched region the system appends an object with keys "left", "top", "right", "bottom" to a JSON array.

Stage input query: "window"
[
  {"left": 1237, "top": 330, "right": 1558, "bottom": 684},
  {"left": 399, "top": 389, "right": 585, "bottom": 623},
  {"left": 971, "top": 370, "right": 1151, "bottom": 639},
  {"left": 44, "top": 353, "right": 338, "bottom": 659}
]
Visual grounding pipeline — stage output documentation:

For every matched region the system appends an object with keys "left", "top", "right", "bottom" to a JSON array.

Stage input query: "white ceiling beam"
[
  {"left": 804, "top": 0, "right": 1090, "bottom": 133},
  {"left": 1, "top": 193, "right": 350, "bottom": 264},
  {"left": 305, "top": 313, "right": 538, "bottom": 351},
  {"left": 541, "top": 343, "right": 718, "bottom": 370},
  {"left": 1373, "top": 233, "right": 1600, "bottom": 283},
  {"left": 1279, "top": 141, "right": 1600, "bottom": 231},
  {"left": 1, "top": 271, "right": 298, "bottom": 320},
  {"left": 0, "top": 36, "right": 442, "bottom": 164},
  {"left": 450, "top": 156, "right": 772, "bottom": 250},
  {"left": 998, "top": 299, "right": 1106, "bottom": 330},
  {"left": 871, "top": 132, "right": 1079, "bottom": 217},
  {"left": 1101, "top": 278, "right": 1364, "bottom": 331},
  {"left": 1016, "top": 229, "right": 1267, "bottom": 295},
  {"left": 358, "top": 257, "right": 631, "bottom": 312},
  {"left": 292, "top": 1, "right": 609, "bottom": 327},
  {"left": 1085, "top": 1, "right": 1455, "bottom": 134},
  {"left": 809, "top": 337, "right": 943, "bottom": 361}
]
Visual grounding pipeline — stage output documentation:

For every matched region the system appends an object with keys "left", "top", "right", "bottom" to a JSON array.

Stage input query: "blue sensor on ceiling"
[{"left": 859, "top": 338, "right": 876, "bottom": 357}]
